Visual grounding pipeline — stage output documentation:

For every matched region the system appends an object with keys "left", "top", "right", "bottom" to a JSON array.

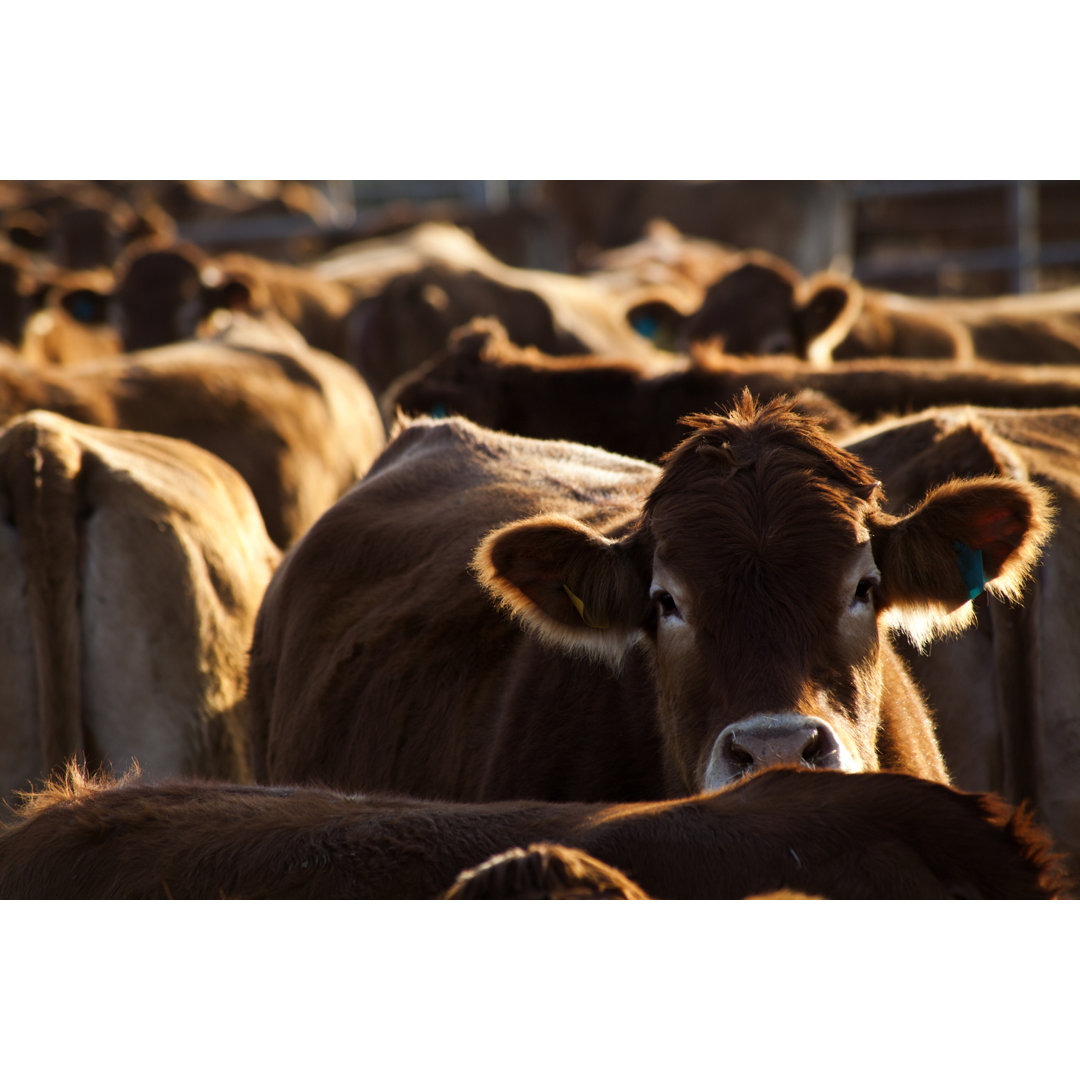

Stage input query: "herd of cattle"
[{"left": 1, "top": 180, "right": 1078, "bottom": 900}]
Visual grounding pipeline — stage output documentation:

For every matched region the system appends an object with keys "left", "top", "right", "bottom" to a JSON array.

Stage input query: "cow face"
[
  {"left": 475, "top": 394, "right": 1052, "bottom": 793},
  {"left": 114, "top": 248, "right": 206, "bottom": 350},
  {"left": 679, "top": 255, "right": 802, "bottom": 356}
]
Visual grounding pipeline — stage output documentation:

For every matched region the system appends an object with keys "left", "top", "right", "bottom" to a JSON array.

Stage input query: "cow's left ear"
[
  {"left": 472, "top": 513, "right": 648, "bottom": 664},
  {"left": 873, "top": 476, "right": 1054, "bottom": 649}
]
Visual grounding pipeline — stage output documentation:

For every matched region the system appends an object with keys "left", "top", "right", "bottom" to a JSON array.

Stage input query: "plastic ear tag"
[
  {"left": 562, "top": 584, "right": 609, "bottom": 630},
  {"left": 952, "top": 540, "right": 986, "bottom": 601}
]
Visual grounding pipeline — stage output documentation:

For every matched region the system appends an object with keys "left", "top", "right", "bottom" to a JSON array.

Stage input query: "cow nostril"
[
  {"left": 729, "top": 745, "right": 754, "bottom": 770},
  {"left": 801, "top": 729, "right": 820, "bottom": 764}
]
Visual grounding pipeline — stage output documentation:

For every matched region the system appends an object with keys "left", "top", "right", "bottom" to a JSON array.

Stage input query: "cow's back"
[{"left": 249, "top": 416, "right": 659, "bottom": 798}]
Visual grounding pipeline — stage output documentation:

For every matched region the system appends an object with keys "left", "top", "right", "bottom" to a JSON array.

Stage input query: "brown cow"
[
  {"left": 843, "top": 404, "right": 1080, "bottom": 867},
  {"left": 329, "top": 222, "right": 678, "bottom": 396},
  {"left": 681, "top": 252, "right": 1080, "bottom": 367},
  {"left": 0, "top": 313, "right": 386, "bottom": 548},
  {"left": 442, "top": 844, "right": 651, "bottom": 899},
  {"left": 112, "top": 240, "right": 356, "bottom": 357},
  {"left": 18, "top": 268, "right": 121, "bottom": 368},
  {"left": 679, "top": 253, "right": 972, "bottom": 364},
  {"left": 0, "top": 766, "right": 1067, "bottom": 899},
  {"left": 0, "top": 412, "right": 280, "bottom": 804},
  {"left": 579, "top": 221, "right": 738, "bottom": 350},
  {"left": 386, "top": 319, "right": 1080, "bottom": 462},
  {"left": 248, "top": 399, "right": 1051, "bottom": 805}
]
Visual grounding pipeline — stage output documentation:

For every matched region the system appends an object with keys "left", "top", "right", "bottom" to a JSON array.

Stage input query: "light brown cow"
[
  {"left": 0, "top": 766, "right": 1067, "bottom": 899},
  {"left": 843, "top": 404, "right": 1080, "bottom": 867},
  {"left": 0, "top": 314, "right": 385, "bottom": 548},
  {"left": 249, "top": 397, "right": 1051, "bottom": 805},
  {"left": 18, "top": 268, "right": 121, "bottom": 368},
  {"left": 0, "top": 411, "right": 280, "bottom": 805}
]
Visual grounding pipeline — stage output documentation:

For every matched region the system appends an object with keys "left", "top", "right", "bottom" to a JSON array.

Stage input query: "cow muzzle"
[{"left": 702, "top": 713, "right": 854, "bottom": 790}]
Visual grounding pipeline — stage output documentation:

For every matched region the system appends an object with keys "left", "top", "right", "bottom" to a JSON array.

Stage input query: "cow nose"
[{"left": 703, "top": 713, "right": 846, "bottom": 790}]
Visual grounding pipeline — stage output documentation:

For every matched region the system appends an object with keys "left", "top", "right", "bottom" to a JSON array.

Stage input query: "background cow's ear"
[
  {"left": 796, "top": 274, "right": 863, "bottom": 367},
  {"left": 59, "top": 288, "right": 112, "bottom": 326},
  {"left": 203, "top": 276, "right": 254, "bottom": 314},
  {"left": 473, "top": 513, "right": 647, "bottom": 663},
  {"left": 626, "top": 299, "right": 688, "bottom": 351},
  {"left": 873, "top": 476, "right": 1054, "bottom": 649}
]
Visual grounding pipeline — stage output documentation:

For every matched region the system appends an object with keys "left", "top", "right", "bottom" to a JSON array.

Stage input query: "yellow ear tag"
[{"left": 562, "top": 583, "right": 609, "bottom": 630}]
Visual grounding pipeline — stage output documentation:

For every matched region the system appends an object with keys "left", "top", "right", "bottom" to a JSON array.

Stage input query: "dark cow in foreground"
[
  {"left": 387, "top": 319, "right": 1080, "bottom": 461},
  {"left": 0, "top": 767, "right": 1067, "bottom": 899},
  {"left": 0, "top": 412, "right": 280, "bottom": 804},
  {"left": 680, "top": 252, "right": 1080, "bottom": 366},
  {"left": 843, "top": 405, "right": 1080, "bottom": 866},
  {"left": 443, "top": 844, "right": 650, "bottom": 899},
  {"left": 249, "top": 399, "right": 1051, "bottom": 804},
  {"left": 0, "top": 314, "right": 385, "bottom": 548}
]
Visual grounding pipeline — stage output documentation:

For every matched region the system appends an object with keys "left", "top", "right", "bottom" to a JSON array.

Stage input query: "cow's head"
[
  {"left": 473, "top": 392, "right": 1053, "bottom": 793},
  {"left": 114, "top": 243, "right": 260, "bottom": 352},
  {"left": 679, "top": 252, "right": 802, "bottom": 356}
]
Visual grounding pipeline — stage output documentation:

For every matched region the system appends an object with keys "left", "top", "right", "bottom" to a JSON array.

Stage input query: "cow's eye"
[
  {"left": 854, "top": 577, "right": 877, "bottom": 604},
  {"left": 656, "top": 591, "right": 679, "bottom": 616}
]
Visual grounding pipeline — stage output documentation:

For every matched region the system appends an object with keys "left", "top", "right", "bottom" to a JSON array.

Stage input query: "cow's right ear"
[
  {"left": 473, "top": 513, "right": 648, "bottom": 664},
  {"left": 796, "top": 274, "right": 863, "bottom": 367}
]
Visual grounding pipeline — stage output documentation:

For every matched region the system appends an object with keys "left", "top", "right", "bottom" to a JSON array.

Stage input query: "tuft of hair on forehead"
[{"left": 653, "top": 389, "right": 882, "bottom": 507}]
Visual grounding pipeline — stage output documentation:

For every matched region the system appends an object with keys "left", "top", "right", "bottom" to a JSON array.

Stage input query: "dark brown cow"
[
  {"left": 0, "top": 767, "right": 1067, "bottom": 899},
  {"left": 113, "top": 240, "right": 356, "bottom": 357},
  {"left": 443, "top": 844, "right": 651, "bottom": 899},
  {"left": 0, "top": 412, "right": 280, "bottom": 803},
  {"left": 386, "top": 319, "right": 1080, "bottom": 461},
  {"left": 842, "top": 404, "right": 1080, "bottom": 867},
  {"left": 681, "top": 253, "right": 1080, "bottom": 367},
  {"left": 249, "top": 399, "right": 1051, "bottom": 805},
  {"left": 0, "top": 314, "right": 385, "bottom": 548}
]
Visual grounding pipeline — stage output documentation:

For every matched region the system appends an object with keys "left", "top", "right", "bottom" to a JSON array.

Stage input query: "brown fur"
[
  {"left": 0, "top": 314, "right": 385, "bottom": 548},
  {"left": 0, "top": 414, "right": 281, "bottom": 807},
  {"left": 387, "top": 319, "right": 1080, "bottom": 461},
  {"left": 0, "top": 766, "right": 1068, "bottom": 899},
  {"left": 18, "top": 268, "right": 121, "bottom": 368},
  {"left": 442, "top": 843, "right": 650, "bottom": 899},
  {"left": 844, "top": 405, "right": 1080, "bottom": 869},
  {"left": 113, "top": 240, "right": 356, "bottom": 357},
  {"left": 334, "top": 224, "right": 677, "bottom": 395},
  {"left": 249, "top": 398, "right": 1049, "bottom": 803},
  {"left": 682, "top": 253, "right": 1080, "bottom": 366}
]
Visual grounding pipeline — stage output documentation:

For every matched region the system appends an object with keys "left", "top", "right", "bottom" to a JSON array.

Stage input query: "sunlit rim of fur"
[{"left": 9, "top": 759, "right": 142, "bottom": 820}]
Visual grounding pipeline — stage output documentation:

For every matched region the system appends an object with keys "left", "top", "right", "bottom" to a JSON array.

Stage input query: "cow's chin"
[{"left": 699, "top": 712, "right": 865, "bottom": 792}]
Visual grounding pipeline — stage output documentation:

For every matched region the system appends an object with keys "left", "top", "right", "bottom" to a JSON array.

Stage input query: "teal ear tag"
[{"left": 952, "top": 540, "right": 986, "bottom": 601}]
